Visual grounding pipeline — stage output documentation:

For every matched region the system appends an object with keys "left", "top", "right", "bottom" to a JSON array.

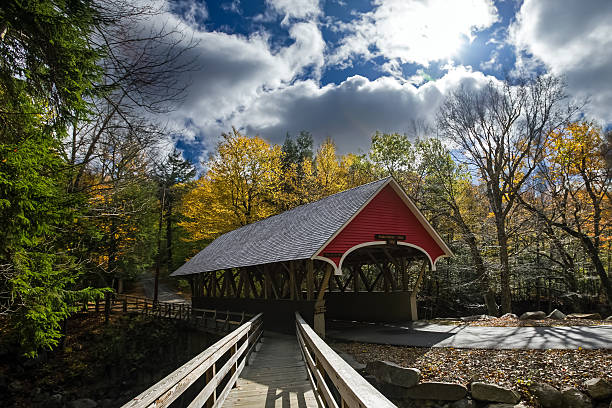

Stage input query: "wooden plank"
[
  {"left": 306, "top": 260, "right": 314, "bottom": 301},
  {"left": 295, "top": 313, "right": 395, "bottom": 408}
]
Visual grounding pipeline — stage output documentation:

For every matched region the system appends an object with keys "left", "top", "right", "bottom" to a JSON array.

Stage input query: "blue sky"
[{"left": 157, "top": 0, "right": 612, "bottom": 163}]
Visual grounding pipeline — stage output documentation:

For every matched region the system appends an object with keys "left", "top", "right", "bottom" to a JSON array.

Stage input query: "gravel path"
[{"left": 327, "top": 320, "right": 612, "bottom": 349}]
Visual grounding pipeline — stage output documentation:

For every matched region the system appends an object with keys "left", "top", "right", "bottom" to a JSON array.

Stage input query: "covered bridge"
[{"left": 171, "top": 177, "right": 452, "bottom": 336}]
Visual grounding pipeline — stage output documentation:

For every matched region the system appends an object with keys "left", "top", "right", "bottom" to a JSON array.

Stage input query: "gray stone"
[
  {"left": 585, "top": 378, "right": 612, "bottom": 400},
  {"left": 484, "top": 404, "right": 522, "bottom": 408},
  {"left": 519, "top": 311, "right": 546, "bottom": 320},
  {"left": 561, "top": 387, "right": 592, "bottom": 408},
  {"left": 366, "top": 360, "right": 421, "bottom": 388},
  {"left": 471, "top": 382, "right": 521, "bottom": 404},
  {"left": 529, "top": 382, "right": 562, "bottom": 408},
  {"left": 68, "top": 398, "right": 98, "bottom": 408},
  {"left": 334, "top": 349, "right": 366, "bottom": 371},
  {"left": 604, "top": 316, "right": 612, "bottom": 322},
  {"left": 49, "top": 394, "right": 64, "bottom": 407},
  {"left": 402, "top": 382, "right": 468, "bottom": 401},
  {"left": 461, "top": 315, "right": 494, "bottom": 322},
  {"left": 500, "top": 313, "right": 518, "bottom": 319},
  {"left": 450, "top": 398, "right": 476, "bottom": 408},
  {"left": 567, "top": 313, "right": 602, "bottom": 320},
  {"left": 547, "top": 309, "right": 567, "bottom": 320}
]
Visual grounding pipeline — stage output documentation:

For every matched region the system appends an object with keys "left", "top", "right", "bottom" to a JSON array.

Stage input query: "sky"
[{"left": 154, "top": 0, "right": 612, "bottom": 164}]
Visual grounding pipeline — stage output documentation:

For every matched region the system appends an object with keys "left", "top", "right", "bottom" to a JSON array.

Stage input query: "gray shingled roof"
[{"left": 170, "top": 177, "right": 390, "bottom": 276}]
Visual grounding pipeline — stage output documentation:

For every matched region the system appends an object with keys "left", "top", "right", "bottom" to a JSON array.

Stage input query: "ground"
[
  {"left": 332, "top": 340, "right": 612, "bottom": 405},
  {"left": 429, "top": 315, "right": 612, "bottom": 327},
  {"left": 0, "top": 313, "right": 213, "bottom": 407}
]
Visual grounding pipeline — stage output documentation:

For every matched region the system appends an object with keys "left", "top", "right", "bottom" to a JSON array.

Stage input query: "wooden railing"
[
  {"left": 123, "top": 312, "right": 263, "bottom": 408},
  {"left": 295, "top": 312, "right": 395, "bottom": 408},
  {"left": 80, "top": 294, "right": 250, "bottom": 331}
]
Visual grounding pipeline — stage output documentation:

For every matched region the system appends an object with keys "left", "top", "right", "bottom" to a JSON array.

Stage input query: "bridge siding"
[{"left": 223, "top": 331, "right": 318, "bottom": 408}]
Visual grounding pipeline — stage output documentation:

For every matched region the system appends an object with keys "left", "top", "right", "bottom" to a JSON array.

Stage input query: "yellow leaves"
[{"left": 179, "top": 128, "right": 284, "bottom": 241}]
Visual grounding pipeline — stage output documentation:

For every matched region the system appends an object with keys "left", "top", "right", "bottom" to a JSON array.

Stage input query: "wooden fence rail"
[
  {"left": 295, "top": 312, "right": 395, "bottom": 408},
  {"left": 80, "top": 294, "right": 250, "bottom": 331},
  {"left": 123, "top": 312, "right": 263, "bottom": 408}
]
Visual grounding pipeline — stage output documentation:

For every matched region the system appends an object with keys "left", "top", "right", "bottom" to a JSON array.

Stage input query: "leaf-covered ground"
[
  {"left": 429, "top": 315, "right": 612, "bottom": 327},
  {"left": 333, "top": 341, "right": 612, "bottom": 405}
]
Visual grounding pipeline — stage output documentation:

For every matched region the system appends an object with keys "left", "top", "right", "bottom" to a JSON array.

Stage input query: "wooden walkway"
[{"left": 223, "top": 332, "right": 318, "bottom": 408}]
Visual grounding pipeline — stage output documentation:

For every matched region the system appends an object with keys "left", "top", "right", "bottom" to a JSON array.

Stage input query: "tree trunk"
[
  {"left": 166, "top": 201, "right": 173, "bottom": 273},
  {"left": 496, "top": 218, "right": 513, "bottom": 313},
  {"left": 582, "top": 236, "right": 612, "bottom": 309},
  {"left": 454, "top": 209, "right": 498, "bottom": 316},
  {"left": 154, "top": 187, "right": 166, "bottom": 303}
]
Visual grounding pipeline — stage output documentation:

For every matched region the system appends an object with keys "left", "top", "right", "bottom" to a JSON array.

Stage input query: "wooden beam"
[
  {"left": 352, "top": 265, "right": 359, "bottom": 293},
  {"left": 410, "top": 260, "right": 428, "bottom": 320},
  {"left": 289, "top": 262, "right": 296, "bottom": 300},
  {"left": 314, "top": 265, "right": 333, "bottom": 338},
  {"left": 306, "top": 260, "right": 314, "bottom": 301}
]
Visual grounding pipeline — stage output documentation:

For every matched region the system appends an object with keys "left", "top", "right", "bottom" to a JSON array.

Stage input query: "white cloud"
[
  {"left": 265, "top": 0, "right": 321, "bottom": 24},
  {"left": 230, "top": 66, "right": 495, "bottom": 154},
  {"left": 330, "top": 0, "right": 498, "bottom": 68},
  {"left": 510, "top": 0, "right": 612, "bottom": 122}
]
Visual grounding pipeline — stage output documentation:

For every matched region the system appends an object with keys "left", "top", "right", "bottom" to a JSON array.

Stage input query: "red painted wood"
[{"left": 318, "top": 184, "right": 445, "bottom": 267}]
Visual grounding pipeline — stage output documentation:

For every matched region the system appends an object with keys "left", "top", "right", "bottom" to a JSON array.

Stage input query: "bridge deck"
[{"left": 223, "top": 331, "right": 318, "bottom": 408}]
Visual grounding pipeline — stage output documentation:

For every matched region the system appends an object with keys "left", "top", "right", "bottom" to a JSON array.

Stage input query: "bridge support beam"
[{"left": 314, "top": 264, "right": 333, "bottom": 338}]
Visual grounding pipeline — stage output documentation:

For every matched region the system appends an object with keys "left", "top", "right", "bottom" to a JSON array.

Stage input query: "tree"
[
  {"left": 437, "top": 75, "right": 574, "bottom": 313},
  {"left": 417, "top": 138, "right": 498, "bottom": 315},
  {"left": 153, "top": 149, "right": 196, "bottom": 302},
  {"left": 521, "top": 122, "right": 612, "bottom": 307},
  {"left": 180, "top": 128, "right": 284, "bottom": 241}
]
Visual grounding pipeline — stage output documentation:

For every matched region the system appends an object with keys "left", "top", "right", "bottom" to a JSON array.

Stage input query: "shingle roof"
[{"left": 170, "top": 177, "right": 390, "bottom": 276}]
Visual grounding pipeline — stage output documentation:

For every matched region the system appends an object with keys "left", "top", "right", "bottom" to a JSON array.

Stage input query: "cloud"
[
  {"left": 330, "top": 0, "right": 498, "bottom": 69},
  {"left": 169, "top": 0, "right": 208, "bottom": 30},
  {"left": 510, "top": 0, "right": 612, "bottom": 122},
  {"left": 231, "top": 66, "right": 494, "bottom": 154},
  {"left": 265, "top": 0, "right": 321, "bottom": 24}
]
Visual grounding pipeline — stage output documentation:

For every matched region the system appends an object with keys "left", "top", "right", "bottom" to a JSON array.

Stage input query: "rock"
[
  {"left": 68, "top": 398, "right": 98, "bottom": 408},
  {"left": 402, "top": 382, "right": 468, "bottom": 401},
  {"left": 450, "top": 398, "right": 476, "bottom": 408},
  {"left": 366, "top": 360, "right": 421, "bottom": 388},
  {"left": 9, "top": 380, "right": 23, "bottom": 392},
  {"left": 484, "top": 404, "right": 525, "bottom": 408},
  {"left": 334, "top": 350, "right": 366, "bottom": 371},
  {"left": 529, "top": 382, "right": 562, "bottom": 408},
  {"left": 518, "top": 311, "right": 546, "bottom": 320},
  {"left": 567, "top": 313, "right": 602, "bottom": 320},
  {"left": 98, "top": 399, "right": 114, "bottom": 408},
  {"left": 461, "top": 315, "right": 494, "bottom": 322},
  {"left": 561, "top": 387, "right": 592, "bottom": 408},
  {"left": 500, "top": 313, "right": 518, "bottom": 319},
  {"left": 49, "top": 394, "right": 64, "bottom": 407},
  {"left": 585, "top": 378, "right": 612, "bottom": 400},
  {"left": 547, "top": 309, "right": 567, "bottom": 319},
  {"left": 471, "top": 382, "right": 521, "bottom": 404}
]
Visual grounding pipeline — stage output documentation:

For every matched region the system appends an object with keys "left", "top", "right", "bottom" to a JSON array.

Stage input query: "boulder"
[
  {"left": 484, "top": 404, "right": 526, "bottom": 408},
  {"left": 529, "top": 382, "right": 562, "bottom": 408},
  {"left": 450, "top": 398, "right": 476, "bottom": 408},
  {"left": 402, "top": 382, "right": 468, "bottom": 401},
  {"left": 519, "top": 311, "right": 546, "bottom": 320},
  {"left": 605, "top": 316, "right": 612, "bottom": 322},
  {"left": 461, "top": 315, "right": 494, "bottom": 322},
  {"left": 585, "top": 378, "right": 612, "bottom": 400},
  {"left": 68, "top": 399, "right": 98, "bottom": 408},
  {"left": 334, "top": 350, "right": 366, "bottom": 371},
  {"left": 567, "top": 313, "right": 602, "bottom": 320},
  {"left": 500, "top": 313, "right": 518, "bottom": 319},
  {"left": 547, "top": 309, "right": 567, "bottom": 320},
  {"left": 561, "top": 387, "right": 592, "bottom": 408},
  {"left": 471, "top": 382, "right": 521, "bottom": 404},
  {"left": 366, "top": 360, "right": 421, "bottom": 388}
]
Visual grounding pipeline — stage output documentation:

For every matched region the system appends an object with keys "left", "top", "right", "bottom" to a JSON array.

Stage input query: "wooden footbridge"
[
  {"left": 123, "top": 312, "right": 395, "bottom": 408},
  {"left": 120, "top": 178, "right": 454, "bottom": 407}
]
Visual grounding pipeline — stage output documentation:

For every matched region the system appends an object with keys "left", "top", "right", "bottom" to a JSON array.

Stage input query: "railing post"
[
  {"left": 123, "top": 297, "right": 128, "bottom": 313},
  {"left": 95, "top": 297, "right": 100, "bottom": 313}
]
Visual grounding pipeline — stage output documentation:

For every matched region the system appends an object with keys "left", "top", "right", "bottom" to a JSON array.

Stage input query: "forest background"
[{"left": 1, "top": 0, "right": 610, "bottom": 358}]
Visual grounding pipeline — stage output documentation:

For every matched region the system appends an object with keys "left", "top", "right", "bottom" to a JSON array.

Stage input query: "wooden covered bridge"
[
  {"left": 125, "top": 177, "right": 452, "bottom": 407},
  {"left": 172, "top": 177, "right": 452, "bottom": 337}
]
